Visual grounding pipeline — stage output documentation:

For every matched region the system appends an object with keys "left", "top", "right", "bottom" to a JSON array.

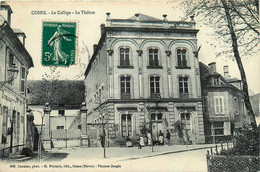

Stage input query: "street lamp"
[
  {"left": 4, "top": 64, "right": 19, "bottom": 156},
  {"left": 0, "top": 64, "right": 19, "bottom": 88}
]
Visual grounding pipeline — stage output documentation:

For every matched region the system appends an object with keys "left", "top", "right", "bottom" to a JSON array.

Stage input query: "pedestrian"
[
  {"left": 137, "top": 135, "right": 142, "bottom": 149},
  {"left": 158, "top": 130, "right": 164, "bottom": 145},
  {"left": 166, "top": 130, "right": 171, "bottom": 146},
  {"left": 147, "top": 132, "right": 151, "bottom": 146}
]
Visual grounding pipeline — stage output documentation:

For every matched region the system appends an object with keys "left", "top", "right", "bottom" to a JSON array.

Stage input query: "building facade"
[
  {"left": 0, "top": 3, "right": 34, "bottom": 156},
  {"left": 200, "top": 62, "right": 250, "bottom": 143},
  {"left": 27, "top": 80, "right": 85, "bottom": 148},
  {"left": 84, "top": 13, "right": 205, "bottom": 145}
]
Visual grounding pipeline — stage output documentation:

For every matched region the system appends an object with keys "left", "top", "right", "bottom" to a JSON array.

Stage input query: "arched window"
[
  {"left": 179, "top": 76, "right": 189, "bottom": 98},
  {"left": 148, "top": 48, "right": 159, "bottom": 66},
  {"left": 120, "top": 48, "right": 130, "bottom": 66},
  {"left": 150, "top": 76, "right": 161, "bottom": 98},
  {"left": 180, "top": 112, "right": 192, "bottom": 136},
  {"left": 121, "top": 114, "right": 132, "bottom": 137},
  {"left": 120, "top": 76, "right": 131, "bottom": 99},
  {"left": 177, "top": 48, "right": 187, "bottom": 67}
]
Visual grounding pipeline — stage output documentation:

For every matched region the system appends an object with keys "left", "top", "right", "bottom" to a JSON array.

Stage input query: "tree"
[{"left": 179, "top": 0, "right": 259, "bottom": 125}]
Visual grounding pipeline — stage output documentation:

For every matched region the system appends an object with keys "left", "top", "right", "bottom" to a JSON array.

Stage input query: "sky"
[{"left": 5, "top": 0, "right": 260, "bottom": 94}]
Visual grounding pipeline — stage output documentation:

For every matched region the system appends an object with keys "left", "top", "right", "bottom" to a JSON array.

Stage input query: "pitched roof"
[
  {"left": 250, "top": 93, "right": 260, "bottom": 117},
  {"left": 127, "top": 13, "right": 161, "bottom": 21},
  {"left": 27, "top": 80, "right": 85, "bottom": 106},
  {"left": 199, "top": 62, "right": 229, "bottom": 86}
]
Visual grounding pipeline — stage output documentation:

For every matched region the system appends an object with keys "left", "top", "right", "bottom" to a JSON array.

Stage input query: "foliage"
[
  {"left": 232, "top": 123, "right": 259, "bottom": 155},
  {"left": 219, "top": 123, "right": 259, "bottom": 156},
  {"left": 179, "top": 0, "right": 259, "bottom": 58},
  {"left": 178, "top": 0, "right": 258, "bottom": 125},
  {"left": 27, "top": 80, "right": 85, "bottom": 105}
]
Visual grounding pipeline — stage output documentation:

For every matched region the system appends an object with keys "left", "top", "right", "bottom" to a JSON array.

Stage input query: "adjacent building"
[
  {"left": 84, "top": 13, "right": 205, "bottom": 145},
  {"left": 0, "top": 3, "right": 34, "bottom": 156},
  {"left": 27, "top": 80, "right": 85, "bottom": 148},
  {"left": 200, "top": 62, "right": 250, "bottom": 143}
]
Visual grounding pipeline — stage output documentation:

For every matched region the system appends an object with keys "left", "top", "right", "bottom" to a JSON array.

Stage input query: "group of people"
[{"left": 138, "top": 130, "right": 171, "bottom": 148}]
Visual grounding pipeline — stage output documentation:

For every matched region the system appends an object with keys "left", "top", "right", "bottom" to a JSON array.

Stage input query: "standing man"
[{"left": 166, "top": 130, "right": 171, "bottom": 146}]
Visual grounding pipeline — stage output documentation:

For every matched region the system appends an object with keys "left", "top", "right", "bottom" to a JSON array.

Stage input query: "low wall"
[{"left": 51, "top": 129, "right": 81, "bottom": 148}]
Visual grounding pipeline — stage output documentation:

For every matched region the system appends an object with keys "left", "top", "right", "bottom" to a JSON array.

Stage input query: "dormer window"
[{"left": 214, "top": 77, "right": 220, "bottom": 85}]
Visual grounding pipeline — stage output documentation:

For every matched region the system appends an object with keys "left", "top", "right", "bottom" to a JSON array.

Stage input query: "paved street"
[{"left": 0, "top": 144, "right": 215, "bottom": 172}]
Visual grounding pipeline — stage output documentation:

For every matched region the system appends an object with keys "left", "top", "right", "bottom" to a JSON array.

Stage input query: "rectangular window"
[
  {"left": 203, "top": 97, "right": 208, "bottom": 113},
  {"left": 57, "top": 126, "right": 64, "bottom": 130},
  {"left": 241, "top": 100, "right": 246, "bottom": 116},
  {"left": 151, "top": 113, "right": 163, "bottom": 121},
  {"left": 177, "top": 49, "right": 187, "bottom": 67},
  {"left": 21, "top": 67, "right": 26, "bottom": 93},
  {"left": 8, "top": 52, "right": 15, "bottom": 85},
  {"left": 120, "top": 76, "right": 131, "bottom": 99},
  {"left": 149, "top": 49, "right": 159, "bottom": 66},
  {"left": 58, "top": 110, "right": 65, "bottom": 116},
  {"left": 78, "top": 125, "right": 81, "bottom": 130},
  {"left": 2, "top": 106, "right": 8, "bottom": 137},
  {"left": 150, "top": 76, "right": 160, "bottom": 98},
  {"left": 179, "top": 77, "right": 189, "bottom": 98},
  {"left": 211, "top": 122, "right": 224, "bottom": 136},
  {"left": 120, "top": 48, "right": 130, "bottom": 66},
  {"left": 9, "top": 52, "right": 14, "bottom": 66},
  {"left": 214, "top": 96, "right": 224, "bottom": 115}
]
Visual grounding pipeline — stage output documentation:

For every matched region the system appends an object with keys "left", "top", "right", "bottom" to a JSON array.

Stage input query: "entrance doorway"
[{"left": 151, "top": 113, "right": 163, "bottom": 141}]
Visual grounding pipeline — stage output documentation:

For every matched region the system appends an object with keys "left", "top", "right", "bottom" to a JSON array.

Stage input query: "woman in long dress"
[
  {"left": 48, "top": 25, "right": 71, "bottom": 64},
  {"left": 158, "top": 130, "right": 164, "bottom": 145}
]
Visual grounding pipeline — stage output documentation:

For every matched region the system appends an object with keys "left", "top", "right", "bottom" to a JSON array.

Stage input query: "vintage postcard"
[{"left": 0, "top": 0, "right": 259, "bottom": 172}]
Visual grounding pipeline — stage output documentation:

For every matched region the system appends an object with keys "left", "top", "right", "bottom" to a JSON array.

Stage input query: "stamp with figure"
[{"left": 42, "top": 21, "right": 77, "bottom": 66}]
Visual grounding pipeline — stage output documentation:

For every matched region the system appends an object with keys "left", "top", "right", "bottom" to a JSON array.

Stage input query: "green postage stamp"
[{"left": 42, "top": 21, "right": 77, "bottom": 66}]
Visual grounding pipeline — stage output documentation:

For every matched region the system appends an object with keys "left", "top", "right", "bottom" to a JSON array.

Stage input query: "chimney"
[
  {"left": 208, "top": 62, "right": 216, "bottom": 73},
  {"left": 0, "top": 3, "right": 13, "bottom": 26},
  {"left": 14, "top": 30, "right": 26, "bottom": 46},
  {"left": 93, "top": 44, "right": 98, "bottom": 52},
  {"left": 223, "top": 65, "right": 229, "bottom": 79}
]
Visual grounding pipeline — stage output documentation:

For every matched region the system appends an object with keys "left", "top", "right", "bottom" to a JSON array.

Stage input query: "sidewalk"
[{"left": 43, "top": 144, "right": 216, "bottom": 162}]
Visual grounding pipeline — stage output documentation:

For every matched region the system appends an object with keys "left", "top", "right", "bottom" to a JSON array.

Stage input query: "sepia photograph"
[{"left": 0, "top": 0, "right": 259, "bottom": 171}]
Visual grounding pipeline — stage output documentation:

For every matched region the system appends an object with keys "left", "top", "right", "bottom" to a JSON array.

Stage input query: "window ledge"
[
  {"left": 175, "top": 66, "right": 191, "bottom": 69},
  {"left": 147, "top": 66, "right": 163, "bottom": 69},
  {"left": 117, "top": 66, "right": 134, "bottom": 69}
]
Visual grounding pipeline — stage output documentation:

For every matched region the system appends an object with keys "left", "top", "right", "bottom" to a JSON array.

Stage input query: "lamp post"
[
  {"left": 0, "top": 64, "right": 19, "bottom": 88},
  {"left": 4, "top": 64, "right": 19, "bottom": 156}
]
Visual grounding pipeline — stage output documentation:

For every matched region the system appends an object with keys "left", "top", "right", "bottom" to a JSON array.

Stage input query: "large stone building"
[
  {"left": 200, "top": 62, "right": 250, "bottom": 143},
  {"left": 84, "top": 13, "right": 205, "bottom": 145},
  {"left": 0, "top": 3, "right": 34, "bottom": 156}
]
